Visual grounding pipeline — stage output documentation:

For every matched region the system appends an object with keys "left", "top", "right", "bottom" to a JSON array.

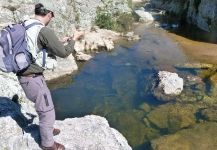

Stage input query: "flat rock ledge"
[
  {"left": 3, "top": 116, "right": 131, "bottom": 150},
  {"left": 0, "top": 98, "right": 131, "bottom": 150}
]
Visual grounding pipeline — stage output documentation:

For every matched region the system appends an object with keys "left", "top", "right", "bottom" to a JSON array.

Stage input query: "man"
[{"left": 17, "top": 3, "right": 83, "bottom": 150}]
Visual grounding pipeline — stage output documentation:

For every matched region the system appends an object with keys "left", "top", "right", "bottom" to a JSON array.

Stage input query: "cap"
[{"left": 35, "top": 0, "right": 56, "bottom": 13}]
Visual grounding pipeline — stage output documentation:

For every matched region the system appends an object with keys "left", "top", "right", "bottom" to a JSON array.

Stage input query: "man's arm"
[{"left": 37, "top": 27, "right": 75, "bottom": 58}]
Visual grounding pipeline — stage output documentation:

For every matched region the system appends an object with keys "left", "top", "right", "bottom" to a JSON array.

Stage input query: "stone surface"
[
  {"left": 147, "top": 103, "right": 197, "bottom": 133},
  {"left": 153, "top": 71, "right": 183, "bottom": 101},
  {"left": 150, "top": 0, "right": 217, "bottom": 33},
  {"left": 158, "top": 71, "right": 183, "bottom": 95},
  {"left": 134, "top": 9, "right": 154, "bottom": 22},
  {"left": 0, "top": 97, "right": 132, "bottom": 150},
  {"left": 0, "top": 0, "right": 132, "bottom": 36},
  {"left": 151, "top": 122, "right": 217, "bottom": 150},
  {"left": 75, "top": 52, "right": 92, "bottom": 61},
  {"left": 43, "top": 55, "right": 78, "bottom": 81},
  {"left": 74, "top": 27, "right": 120, "bottom": 52}
]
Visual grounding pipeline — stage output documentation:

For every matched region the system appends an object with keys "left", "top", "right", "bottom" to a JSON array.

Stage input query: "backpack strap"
[
  {"left": 24, "top": 22, "right": 43, "bottom": 30},
  {"left": 42, "top": 49, "right": 46, "bottom": 67}
]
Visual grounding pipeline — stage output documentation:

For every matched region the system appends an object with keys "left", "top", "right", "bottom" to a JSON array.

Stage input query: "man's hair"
[{"left": 35, "top": 3, "right": 54, "bottom": 17}]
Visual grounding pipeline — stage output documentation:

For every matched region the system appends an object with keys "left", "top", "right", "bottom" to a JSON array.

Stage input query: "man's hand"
[
  {"left": 72, "top": 31, "right": 84, "bottom": 41},
  {"left": 59, "top": 36, "right": 72, "bottom": 43},
  {"left": 60, "top": 31, "right": 84, "bottom": 43}
]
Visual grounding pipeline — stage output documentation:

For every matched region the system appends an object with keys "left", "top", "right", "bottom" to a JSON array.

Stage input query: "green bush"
[
  {"left": 95, "top": 10, "right": 134, "bottom": 32},
  {"left": 95, "top": 11, "right": 115, "bottom": 30}
]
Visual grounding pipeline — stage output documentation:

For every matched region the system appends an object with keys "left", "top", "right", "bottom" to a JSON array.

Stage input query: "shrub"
[{"left": 95, "top": 10, "right": 134, "bottom": 32}]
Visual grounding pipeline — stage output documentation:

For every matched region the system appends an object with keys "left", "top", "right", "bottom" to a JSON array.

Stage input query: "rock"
[
  {"left": 75, "top": 52, "right": 92, "bottom": 61},
  {"left": 134, "top": 10, "right": 154, "bottom": 22},
  {"left": 201, "top": 107, "right": 217, "bottom": 122},
  {"left": 43, "top": 55, "right": 78, "bottom": 81},
  {"left": 139, "top": 103, "right": 151, "bottom": 113},
  {"left": 147, "top": 103, "right": 197, "bottom": 133},
  {"left": 123, "top": 32, "right": 141, "bottom": 41},
  {"left": 158, "top": 71, "right": 183, "bottom": 95},
  {"left": 175, "top": 63, "right": 214, "bottom": 69},
  {"left": 74, "top": 27, "right": 119, "bottom": 52},
  {"left": 0, "top": 0, "right": 132, "bottom": 35},
  {"left": 54, "top": 115, "right": 132, "bottom": 150},
  {"left": 153, "top": 71, "right": 183, "bottom": 101},
  {"left": 151, "top": 122, "right": 217, "bottom": 150},
  {"left": 150, "top": 0, "right": 217, "bottom": 33},
  {"left": 0, "top": 72, "right": 26, "bottom": 100},
  {"left": 0, "top": 116, "right": 24, "bottom": 149},
  {"left": 0, "top": 114, "right": 132, "bottom": 150}
]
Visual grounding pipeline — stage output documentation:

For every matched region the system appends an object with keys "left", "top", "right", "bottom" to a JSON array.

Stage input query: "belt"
[{"left": 21, "top": 73, "right": 43, "bottom": 78}]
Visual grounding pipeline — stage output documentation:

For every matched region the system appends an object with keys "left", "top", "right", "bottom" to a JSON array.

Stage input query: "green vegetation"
[
  {"left": 127, "top": 0, "right": 133, "bottom": 8},
  {"left": 95, "top": 10, "right": 134, "bottom": 32}
]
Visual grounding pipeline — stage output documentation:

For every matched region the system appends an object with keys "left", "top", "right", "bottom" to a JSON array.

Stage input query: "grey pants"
[{"left": 18, "top": 75, "right": 55, "bottom": 147}]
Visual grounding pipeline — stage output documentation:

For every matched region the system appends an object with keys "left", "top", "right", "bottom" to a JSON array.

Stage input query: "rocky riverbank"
[{"left": 149, "top": 0, "right": 217, "bottom": 33}]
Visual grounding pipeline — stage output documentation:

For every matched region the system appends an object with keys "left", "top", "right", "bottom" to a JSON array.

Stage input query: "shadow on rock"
[{"left": 0, "top": 96, "right": 40, "bottom": 146}]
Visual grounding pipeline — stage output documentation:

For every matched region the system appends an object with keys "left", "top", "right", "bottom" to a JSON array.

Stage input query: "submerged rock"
[
  {"left": 151, "top": 122, "right": 217, "bottom": 150},
  {"left": 147, "top": 103, "right": 197, "bottom": 133},
  {"left": 201, "top": 106, "right": 217, "bottom": 122},
  {"left": 175, "top": 63, "right": 214, "bottom": 69}
]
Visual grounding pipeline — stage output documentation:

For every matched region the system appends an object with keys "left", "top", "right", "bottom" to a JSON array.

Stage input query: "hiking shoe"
[
  {"left": 53, "top": 128, "right": 60, "bottom": 136},
  {"left": 41, "top": 141, "right": 65, "bottom": 150}
]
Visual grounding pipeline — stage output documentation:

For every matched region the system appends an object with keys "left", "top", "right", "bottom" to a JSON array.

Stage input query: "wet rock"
[
  {"left": 122, "top": 32, "right": 141, "bottom": 41},
  {"left": 75, "top": 52, "right": 92, "bottom": 61},
  {"left": 106, "top": 110, "right": 159, "bottom": 147},
  {"left": 201, "top": 107, "right": 217, "bottom": 122},
  {"left": 151, "top": 122, "right": 217, "bottom": 150},
  {"left": 175, "top": 63, "right": 214, "bottom": 69},
  {"left": 153, "top": 71, "right": 183, "bottom": 102},
  {"left": 139, "top": 103, "right": 152, "bottom": 113},
  {"left": 147, "top": 103, "right": 197, "bottom": 133}
]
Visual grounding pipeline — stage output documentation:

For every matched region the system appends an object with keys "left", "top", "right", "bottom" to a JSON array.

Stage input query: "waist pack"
[{"left": 0, "top": 22, "right": 41, "bottom": 73}]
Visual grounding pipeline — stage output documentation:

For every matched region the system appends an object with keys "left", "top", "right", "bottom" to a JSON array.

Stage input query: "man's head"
[{"left": 34, "top": 3, "right": 54, "bottom": 26}]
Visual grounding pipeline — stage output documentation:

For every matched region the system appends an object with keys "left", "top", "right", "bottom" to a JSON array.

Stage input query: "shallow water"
[{"left": 50, "top": 24, "right": 214, "bottom": 149}]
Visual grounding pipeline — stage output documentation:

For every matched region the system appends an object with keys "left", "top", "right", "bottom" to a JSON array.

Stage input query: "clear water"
[{"left": 50, "top": 24, "right": 212, "bottom": 149}]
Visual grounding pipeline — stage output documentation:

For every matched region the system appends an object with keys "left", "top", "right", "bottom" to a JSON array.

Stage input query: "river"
[{"left": 49, "top": 22, "right": 217, "bottom": 149}]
